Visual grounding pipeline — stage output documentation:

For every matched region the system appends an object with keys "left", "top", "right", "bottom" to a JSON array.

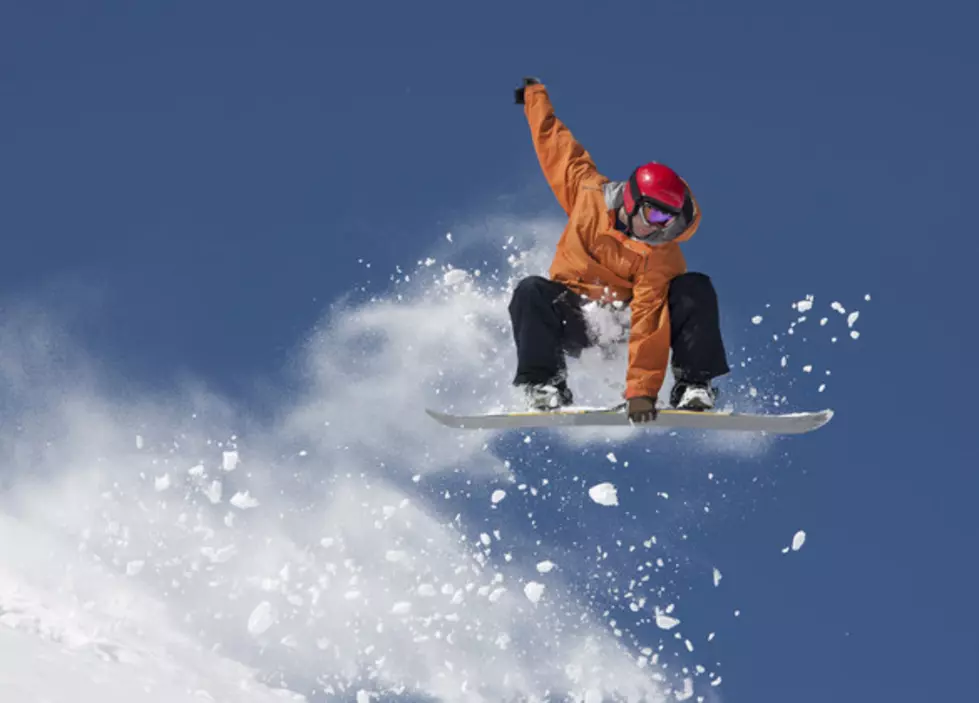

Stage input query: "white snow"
[
  {"left": 154, "top": 473, "right": 170, "bottom": 491},
  {"left": 247, "top": 601, "right": 275, "bottom": 635},
  {"left": 606, "top": 452, "right": 618, "bottom": 463},
  {"left": 442, "top": 268, "right": 469, "bottom": 286},
  {"left": 751, "top": 315, "right": 763, "bottom": 325},
  {"left": 536, "top": 560, "right": 557, "bottom": 574},
  {"left": 230, "top": 490, "right": 259, "bottom": 509},
  {"left": 524, "top": 581, "right": 545, "bottom": 604},
  {"left": 588, "top": 482, "right": 619, "bottom": 506},
  {"left": 491, "top": 489, "right": 507, "bottom": 504},
  {"left": 713, "top": 568, "right": 722, "bottom": 587},
  {"left": 222, "top": 450, "right": 239, "bottom": 472},
  {"left": 795, "top": 297, "right": 814, "bottom": 313},
  {"left": 847, "top": 311, "right": 860, "bottom": 327},
  {"left": 654, "top": 608, "right": 681, "bottom": 630},
  {"left": 792, "top": 530, "right": 807, "bottom": 551}
]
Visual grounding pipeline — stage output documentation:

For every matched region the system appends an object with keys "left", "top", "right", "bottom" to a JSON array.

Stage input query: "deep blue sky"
[{"left": 2, "top": 1, "right": 978, "bottom": 701}]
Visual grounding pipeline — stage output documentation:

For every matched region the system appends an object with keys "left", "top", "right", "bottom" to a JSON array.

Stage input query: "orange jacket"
[{"left": 522, "top": 83, "right": 702, "bottom": 399}]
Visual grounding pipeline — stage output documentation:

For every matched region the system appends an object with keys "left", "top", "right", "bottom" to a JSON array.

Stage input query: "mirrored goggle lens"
[{"left": 642, "top": 203, "right": 674, "bottom": 224}]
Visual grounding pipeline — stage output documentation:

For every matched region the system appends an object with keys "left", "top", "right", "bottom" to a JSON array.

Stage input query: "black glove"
[
  {"left": 627, "top": 396, "right": 658, "bottom": 423},
  {"left": 514, "top": 76, "right": 541, "bottom": 105}
]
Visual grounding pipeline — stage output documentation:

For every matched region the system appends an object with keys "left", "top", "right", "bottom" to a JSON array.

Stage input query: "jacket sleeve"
[
  {"left": 624, "top": 250, "right": 687, "bottom": 399},
  {"left": 523, "top": 84, "right": 603, "bottom": 215}
]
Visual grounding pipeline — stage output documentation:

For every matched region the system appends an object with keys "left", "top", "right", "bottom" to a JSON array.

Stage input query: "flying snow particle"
[
  {"left": 479, "top": 533, "right": 491, "bottom": 547},
  {"left": 831, "top": 301, "right": 846, "bottom": 314},
  {"left": 536, "top": 560, "right": 557, "bottom": 574},
  {"left": 136, "top": 434, "right": 144, "bottom": 450},
  {"left": 751, "top": 315, "right": 763, "bottom": 325},
  {"left": 524, "top": 581, "right": 545, "bottom": 604},
  {"left": 654, "top": 608, "right": 680, "bottom": 630},
  {"left": 125, "top": 560, "right": 145, "bottom": 576},
  {"left": 865, "top": 293, "right": 872, "bottom": 301},
  {"left": 203, "top": 480, "right": 222, "bottom": 504},
  {"left": 247, "top": 601, "right": 274, "bottom": 636},
  {"left": 795, "top": 297, "right": 814, "bottom": 313},
  {"left": 802, "top": 365, "right": 813, "bottom": 373},
  {"left": 850, "top": 330, "right": 860, "bottom": 340},
  {"left": 222, "top": 451, "right": 239, "bottom": 472},
  {"left": 154, "top": 474, "right": 171, "bottom": 492},
  {"left": 792, "top": 530, "right": 807, "bottom": 551},
  {"left": 443, "top": 269, "right": 469, "bottom": 286},
  {"left": 818, "top": 384, "right": 826, "bottom": 393},
  {"left": 847, "top": 311, "right": 860, "bottom": 328},
  {"left": 445, "top": 232, "right": 453, "bottom": 243},
  {"left": 491, "top": 489, "right": 507, "bottom": 504},
  {"left": 588, "top": 482, "right": 619, "bottom": 506},
  {"left": 606, "top": 452, "right": 618, "bottom": 463},
  {"left": 781, "top": 356, "right": 788, "bottom": 368},
  {"left": 713, "top": 568, "right": 722, "bottom": 587},
  {"left": 230, "top": 491, "right": 259, "bottom": 509},
  {"left": 391, "top": 602, "right": 412, "bottom": 615},
  {"left": 675, "top": 677, "right": 694, "bottom": 701}
]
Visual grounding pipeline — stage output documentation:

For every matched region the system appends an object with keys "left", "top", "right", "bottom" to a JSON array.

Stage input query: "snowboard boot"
[
  {"left": 670, "top": 381, "right": 717, "bottom": 411},
  {"left": 520, "top": 381, "right": 574, "bottom": 411}
]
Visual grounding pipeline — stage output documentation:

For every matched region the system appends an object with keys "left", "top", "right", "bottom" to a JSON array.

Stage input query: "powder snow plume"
[{"left": 0, "top": 214, "right": 864, "bottom": 702}]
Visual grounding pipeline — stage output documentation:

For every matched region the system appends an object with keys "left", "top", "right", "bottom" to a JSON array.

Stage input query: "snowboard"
[{"left": 425, "top": 405, "right": 833, "bottom": 435}]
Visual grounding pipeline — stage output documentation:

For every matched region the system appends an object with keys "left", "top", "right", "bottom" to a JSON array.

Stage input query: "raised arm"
[{"left": 518, "top": 81, "right": 603, "bottom": 215}]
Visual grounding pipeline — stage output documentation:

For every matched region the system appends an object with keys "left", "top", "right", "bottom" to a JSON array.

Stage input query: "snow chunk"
[
  {"left": 791, "top": 530, "right": 807, "bottom": 551},
  {"left": 154, "top": 474, "right": 170, "bottom": 492},
  {"left": 751, "top": 315, "right": 763, "bottom": 325},
  {"left": 795, "top": 297, "right": 814, "bottom": 313},
  {"left": 713, "top": 568, "right": 722, "bottom": 587},
  {"left": 606, "top": 452, "right": 618, "bottom": 463},
  {"left": 847, "top": 311, "right": 860, "bottom": 328},
  {"left": 675, "top": 677, "right": 694, "bottom": 701},
  {"left": 850, "top": 330, "right": 860, "bottom": 340},
  {"left": 222, "top": 450, "right": 239, "bottom": 472},
  {"left": 247, "top": 601, "right": 274, "bottom": 635},
  {"left": 391, "top": 602, "right": 412, "bottom": 615},
  {"left": 491, "top": 489, "right": 507, "bottom": 504},
  {"left": 588, "top": 482, "right": 618, "bottom": 506},
  {"left": 524, "top": 581, "right": 545, "bottom": 604},
  {"left": 443, "top": 268, "right": 469, "bottom": 286},
  {"left": 802, "top": 365, "right": 813, "bottom": 373},
  {"left": 536, "top": 560, "right": 557, "bottom": 574},
  {"left": 230, "top": 491, "right": 259, "bottom": 509},
  {"left": 654, "top": 608, "right": 681, "bottom": 630},
  {"left": 125, "top": 560, "right": 145, "bottom": 576}
]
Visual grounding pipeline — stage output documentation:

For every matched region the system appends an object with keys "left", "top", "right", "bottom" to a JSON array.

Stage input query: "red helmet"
[{"left": 623, "top": 162, "right": 686, "bottom": 217}]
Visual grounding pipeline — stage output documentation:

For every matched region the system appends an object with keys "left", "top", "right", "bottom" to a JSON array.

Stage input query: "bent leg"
[
  {"left": 508, "top": 276, "right": 591, "bottom": 386},
  {"left": 668, "top": 272, "right": 731, "bottom": 385}
]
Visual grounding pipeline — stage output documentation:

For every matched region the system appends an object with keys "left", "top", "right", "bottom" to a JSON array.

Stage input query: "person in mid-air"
[{"left": 509, "top": 77, "right": 731, "bottom": 424}]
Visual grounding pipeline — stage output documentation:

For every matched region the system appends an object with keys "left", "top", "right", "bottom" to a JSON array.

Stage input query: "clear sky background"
[{"left": 2, "top": 1, "right": 978, "bottom": 701}]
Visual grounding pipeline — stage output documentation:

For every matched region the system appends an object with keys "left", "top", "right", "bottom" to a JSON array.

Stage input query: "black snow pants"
[{"left": 507, "top": 272, "right": 731, "bottom": 390}]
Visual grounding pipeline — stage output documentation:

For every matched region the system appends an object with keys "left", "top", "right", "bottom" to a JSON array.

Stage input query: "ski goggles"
[{"left": 640, "top": 201, "right": 676, "bottom": 225}]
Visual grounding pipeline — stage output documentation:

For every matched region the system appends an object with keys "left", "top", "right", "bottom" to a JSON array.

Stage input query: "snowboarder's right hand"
[
  {"left": 627, "top": 396, "right": 658, "bottom": 424},
  {"left": 514, "top": 77, "right": 541, "bottom": 105}
]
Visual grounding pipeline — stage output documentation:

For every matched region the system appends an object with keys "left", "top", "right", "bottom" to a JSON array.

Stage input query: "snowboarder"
[{"left": 510, "top": 77, "right": 731, "bottom": 423}]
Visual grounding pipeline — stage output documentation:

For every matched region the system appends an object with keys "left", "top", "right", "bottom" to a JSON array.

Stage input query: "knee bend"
[
  {"left": 669, "top": 272, "right": 717, "bottom": 304},
  {"left": 510, "top": 276, "right": 550, "bottom": 305}
]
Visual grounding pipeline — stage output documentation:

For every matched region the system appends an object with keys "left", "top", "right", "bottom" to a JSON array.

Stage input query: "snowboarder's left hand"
[{"left": 627, "top": 396, "right": 658, "bottom": 423}]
